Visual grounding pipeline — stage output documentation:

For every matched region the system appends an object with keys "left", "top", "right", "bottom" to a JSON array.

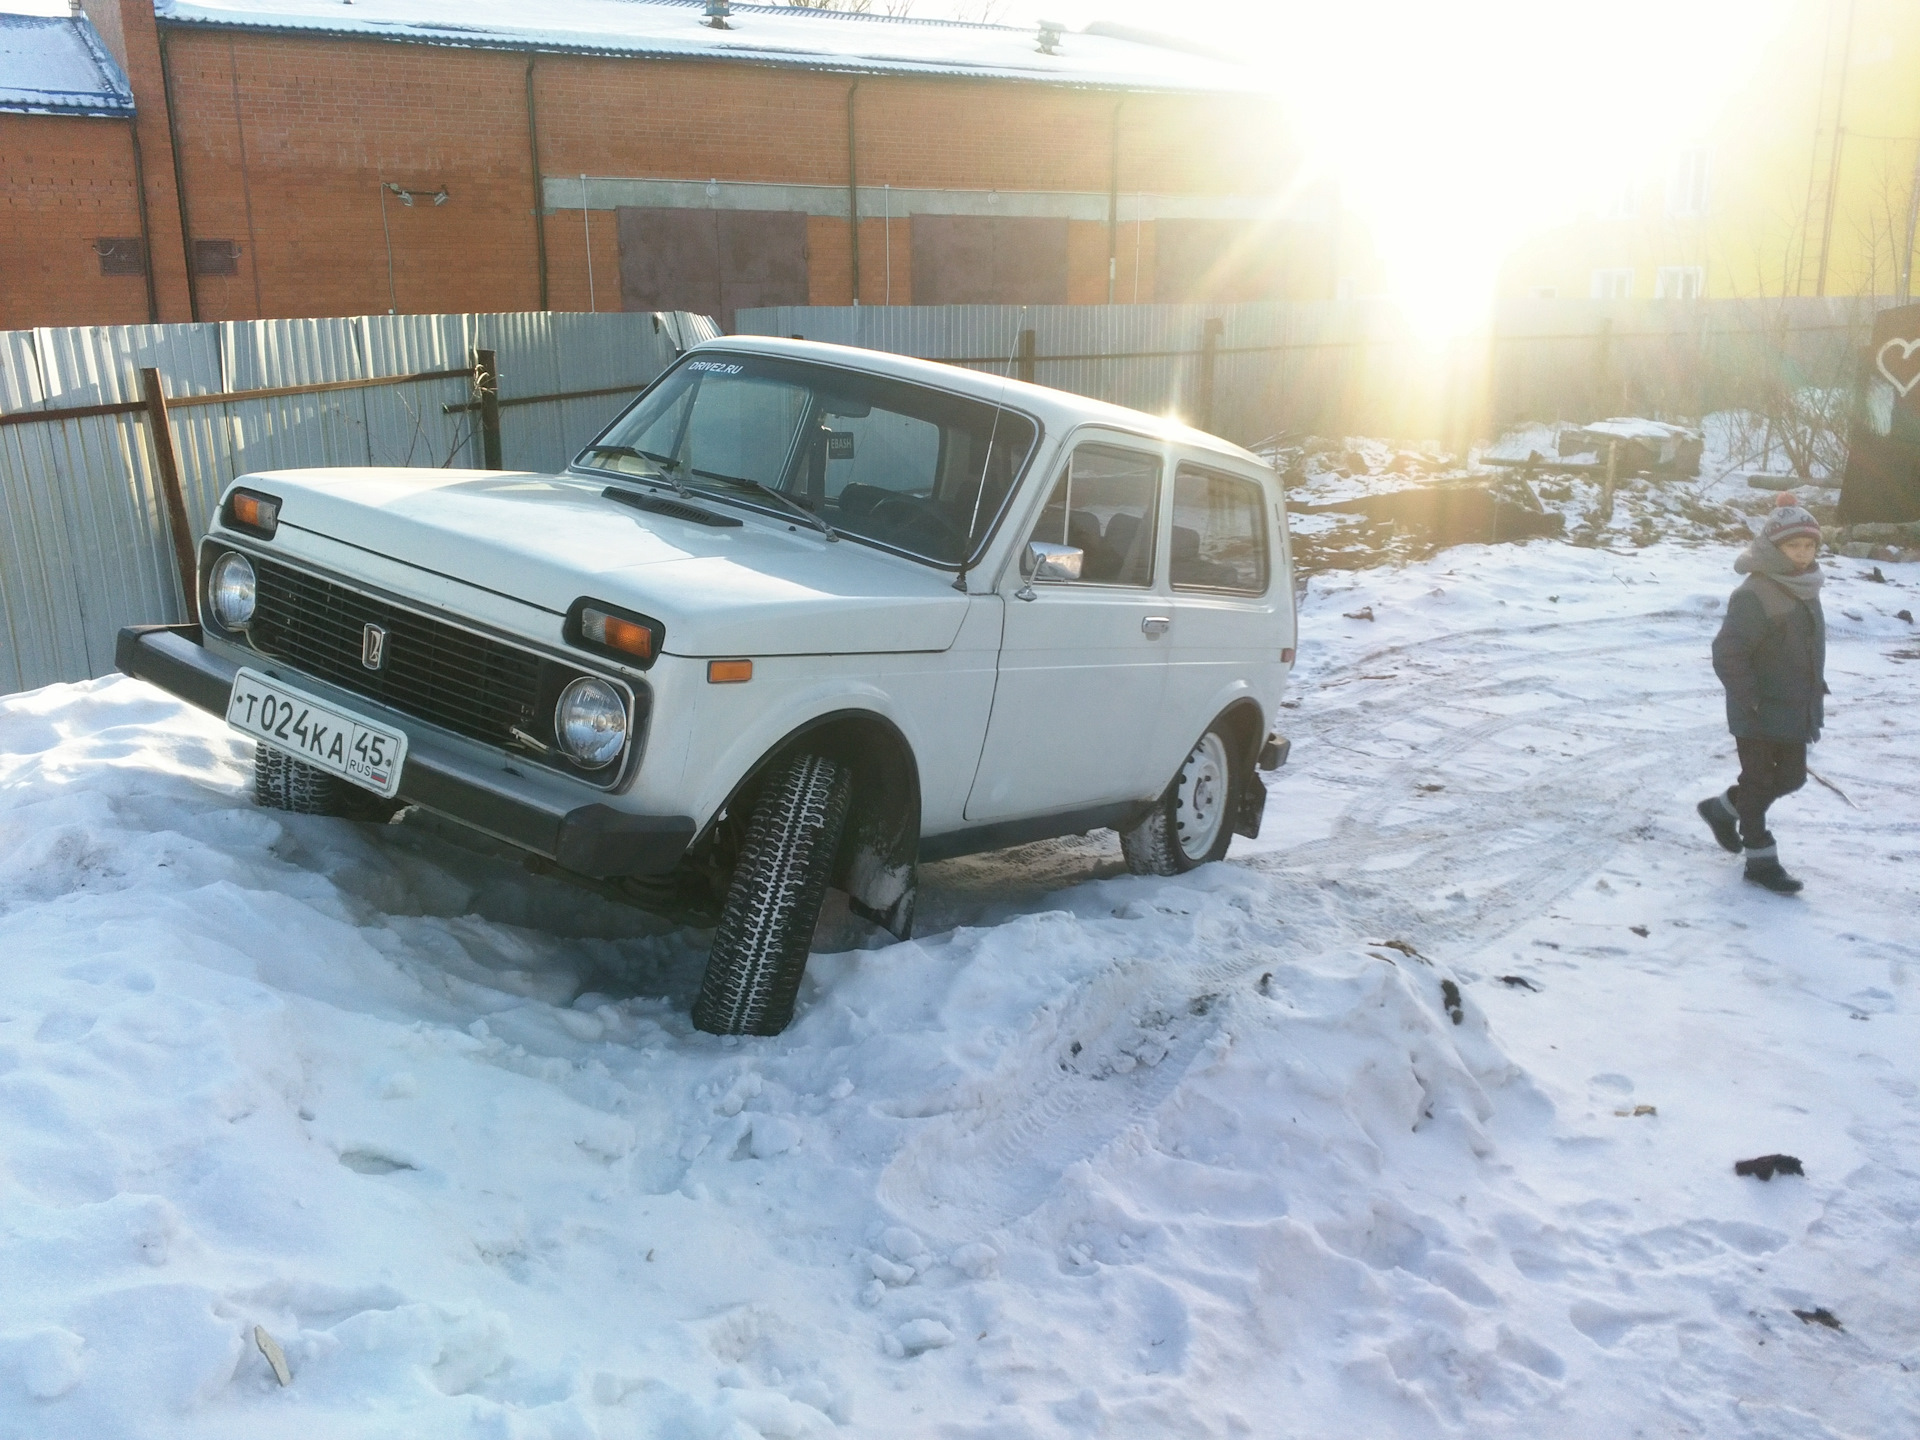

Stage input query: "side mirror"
[{"left": 1022, "top": 541, "right": 1083, "bottom": 583}]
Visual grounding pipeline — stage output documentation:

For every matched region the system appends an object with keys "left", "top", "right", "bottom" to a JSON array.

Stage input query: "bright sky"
[
  {"left": 8, "top": 0, "right": 1796, "bottom": 331},
  {"left": 974, "top": 0, "right": 1797, "bottom": 332}
]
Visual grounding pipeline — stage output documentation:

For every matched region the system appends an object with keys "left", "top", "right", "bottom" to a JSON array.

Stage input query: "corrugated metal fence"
[
  {"left": 1, "top": 310, "right": 717, "bottom": 694},
  {"left": 736, "top": 298, "right": 1884, "bottom": 448}
]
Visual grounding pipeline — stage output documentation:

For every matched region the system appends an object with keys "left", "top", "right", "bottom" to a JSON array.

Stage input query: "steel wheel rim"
[{"left": 1174, "top": 732, "right": 1229, "bottom": 862}]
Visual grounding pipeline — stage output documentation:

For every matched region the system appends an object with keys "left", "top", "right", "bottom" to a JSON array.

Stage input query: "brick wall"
[
  {"left": 79, "top": 0, "right": 192, "bottom": 321},
  {"left": 13, "top": 3, "right": 1309, "bottom": 328},
  {"left": 0, "top": 114, "right": 152, "bottom": 330}
]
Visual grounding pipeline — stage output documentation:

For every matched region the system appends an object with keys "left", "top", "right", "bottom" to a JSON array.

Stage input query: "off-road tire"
[
  {"left": 1121, "top": 725, "right": 1241, "bottom": 877},
  {"left": 253, "top": 744, "right": 400, "bottom": 822},
  {"left": 692, "top": 753, "right": 853, "bottom": 1037}
]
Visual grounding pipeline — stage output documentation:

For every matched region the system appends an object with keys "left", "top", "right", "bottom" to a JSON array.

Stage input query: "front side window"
[
  {"left": 1026, "top": 443, "right": 1159, "bottom": 586},
  {"left": 1171, "top": 467, "right": 1269, "bottom": 594},
  {"left": 577, "top": 354, "right": 1038, "bottom": 568}
]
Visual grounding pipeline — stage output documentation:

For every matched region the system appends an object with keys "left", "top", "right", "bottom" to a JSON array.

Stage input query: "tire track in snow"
[
  {"left": 1247, "top": 608, "right": 1731, "bottom": 947},
  {"left": 881, "top": 608, "right": 1728, "bottom": 1240}
]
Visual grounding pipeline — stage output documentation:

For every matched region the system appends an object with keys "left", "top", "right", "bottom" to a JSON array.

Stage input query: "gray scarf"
[{"left": 1735, "top": 537, "right": 1824, "bottom": 603}]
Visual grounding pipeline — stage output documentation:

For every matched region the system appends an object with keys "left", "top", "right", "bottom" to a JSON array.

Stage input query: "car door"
[
  {"left": 1156, "top": 460, "right": 1286, "bottom": 768},
  {"left": 965, "top": 439, "right": 1170, "bottom": 822}
]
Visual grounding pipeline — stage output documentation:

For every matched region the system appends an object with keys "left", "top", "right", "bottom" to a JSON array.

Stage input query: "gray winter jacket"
[{"left": 1711, "top": 573, "right": 1827, "bottom": 742}]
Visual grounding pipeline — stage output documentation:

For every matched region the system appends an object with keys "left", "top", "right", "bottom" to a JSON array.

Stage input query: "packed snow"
[{"left": 2, "top": 535, "right": 1917, "bottom": 1437}]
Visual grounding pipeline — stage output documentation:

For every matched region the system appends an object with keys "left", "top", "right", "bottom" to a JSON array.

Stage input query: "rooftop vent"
[
  {"left": 705, "top": 0, "right": 731, "bottom": 29},
  {"left": 1036, "top": 19, "right": 1064, "bottom": 54}
]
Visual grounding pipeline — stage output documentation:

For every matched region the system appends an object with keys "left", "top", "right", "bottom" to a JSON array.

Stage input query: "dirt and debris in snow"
[
  {"left": 1, "top": 536, "right": 1917, "bottom": 1438},
  {"left": 1269, "top": 415, "right": 1840, "bottom": 573}
]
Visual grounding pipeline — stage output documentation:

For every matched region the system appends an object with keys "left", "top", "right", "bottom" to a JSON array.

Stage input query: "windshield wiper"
[
  {"left": 690, "top": 468, "right": 837, "bottom": 541},
  {"left": 580, "top": 445, "right": 690, "bottom": 494}
]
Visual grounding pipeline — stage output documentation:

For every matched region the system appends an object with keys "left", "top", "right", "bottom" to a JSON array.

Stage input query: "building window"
[
  {"left": 194, "top": 240, "right": 241, "bottom": 277},
  {"left": 1667, "top": 148, "right": 1711, "bottom": 217},
  {"left": 1656, "top": 265, "right": 1705, "bottom": 300},
  {"left": 1590, "top": 268, "right": 1634, "bottom": 299},
  {"left": 1603, "top": 183, "right": 1637, "bottom": 220},
  {"left": 96, "top": 237, "right": 146, "bottom": 277}
]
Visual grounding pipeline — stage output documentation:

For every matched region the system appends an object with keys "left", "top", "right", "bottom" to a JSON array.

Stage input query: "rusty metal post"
[
  {"left": 140, "top": 367, "right": 199, "bottom": 623},
  {"left": 475, "top": 348, "right": 503, "bottom": 469},
  {"left": 1015, "top": 328, "right": 1036, "bottom": 385},
  {"left": 1197, "top": 317, "right": 1224, "bottom": 433}
]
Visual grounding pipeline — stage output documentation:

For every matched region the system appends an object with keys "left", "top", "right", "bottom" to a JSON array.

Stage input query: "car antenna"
[{"left": 953, "top": 306, "right": 1028, "bottom": 594}]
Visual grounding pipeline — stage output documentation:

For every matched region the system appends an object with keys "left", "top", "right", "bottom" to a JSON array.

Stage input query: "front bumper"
[{"left": 116, "top": 624, "right": 695, "bottom": 878}]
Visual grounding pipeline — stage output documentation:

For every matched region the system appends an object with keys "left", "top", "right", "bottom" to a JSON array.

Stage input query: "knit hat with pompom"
[{"left": 1760, "top": 492, "right": 1822, "bottom": 547}]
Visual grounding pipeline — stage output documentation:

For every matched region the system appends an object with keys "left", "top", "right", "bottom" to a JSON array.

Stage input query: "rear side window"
[
  {"left": 1171, "top": 467, "right": 1269, "bottom": 594},
  {"left": 1026, "top": 444, "right": 1159, "bottom": 586}
]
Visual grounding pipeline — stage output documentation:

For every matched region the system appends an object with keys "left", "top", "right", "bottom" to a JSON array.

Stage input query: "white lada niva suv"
[{"left": 120, "top": 338, "right": 1296, "bottom": 1035}]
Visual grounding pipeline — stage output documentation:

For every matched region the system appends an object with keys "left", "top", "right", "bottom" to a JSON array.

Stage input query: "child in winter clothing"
[{"left": 1698, "top": 494, "right": 1827, "bottom": 894}]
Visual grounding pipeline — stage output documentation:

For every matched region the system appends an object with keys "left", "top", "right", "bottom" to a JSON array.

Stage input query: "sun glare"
[{"left": 998, "top": 0, "right": 1794, "bottom": 337}]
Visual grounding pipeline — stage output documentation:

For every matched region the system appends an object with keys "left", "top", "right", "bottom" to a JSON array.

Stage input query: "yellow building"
[{"left": 1502, "top": 0, "right": 1920, "bottom": 301}]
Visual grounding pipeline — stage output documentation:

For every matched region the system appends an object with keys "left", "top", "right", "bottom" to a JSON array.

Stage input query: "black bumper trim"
[
  {"left": 1258, "top": 734, "right": 1291, "bottom": 771},
  {"left": 116, "top": 623, "right": 693, "bottom": 879}
]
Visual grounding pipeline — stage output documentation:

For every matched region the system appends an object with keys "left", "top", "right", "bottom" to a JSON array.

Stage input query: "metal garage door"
[
  {"left": 617, "top": 209, "right": 808, "bottom": 331},
  {"left": 910, "top": 216, "right": 1069, "bottom": 306}
]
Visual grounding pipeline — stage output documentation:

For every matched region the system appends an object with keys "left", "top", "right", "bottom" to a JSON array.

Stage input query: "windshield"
[{"left": 576, "top": 353, "right": 1039, "bottom": 567}]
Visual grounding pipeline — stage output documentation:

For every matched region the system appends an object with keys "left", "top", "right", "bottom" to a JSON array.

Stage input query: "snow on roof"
[
  {"left": 154, "top": 0, "right": 1264, "bottom": 93},
  {"left": 0, "top": 14, "right": 136, "bottom": 118}
]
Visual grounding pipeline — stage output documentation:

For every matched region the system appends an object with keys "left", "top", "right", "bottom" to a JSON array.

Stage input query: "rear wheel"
[
  {"left": 692, "top": 752, "right": 853, "bottom": 1037},
  {"left": 253, "top": 744, "right": 401, "bottom": 822},
  {"left": 1121, "top": 727, "right": 1240, "bottom": 876}
]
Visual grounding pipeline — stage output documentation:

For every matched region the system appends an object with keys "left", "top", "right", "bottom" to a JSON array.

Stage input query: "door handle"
[{"left": 1142, "top": 615, "right": 1171, "bottom": 637}]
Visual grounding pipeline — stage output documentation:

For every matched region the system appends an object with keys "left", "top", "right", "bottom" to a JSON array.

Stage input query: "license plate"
[{"left": 227, "top": 667, "right": 408, "bottom": 798}]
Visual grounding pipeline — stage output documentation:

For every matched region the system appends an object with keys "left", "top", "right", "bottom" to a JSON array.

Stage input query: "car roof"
[{"left": 691, "top": 335, "right": 1270, "bottom": 473}]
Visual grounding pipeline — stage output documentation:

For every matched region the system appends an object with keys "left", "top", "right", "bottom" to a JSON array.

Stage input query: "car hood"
[{"left": 252, "top": 468, "right": 970, "bottom": 656}]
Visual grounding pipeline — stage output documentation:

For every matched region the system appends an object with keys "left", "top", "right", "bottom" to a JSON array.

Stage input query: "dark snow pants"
[{"left": 1729, "top": 737, "right": 1807, "bottom": 849}]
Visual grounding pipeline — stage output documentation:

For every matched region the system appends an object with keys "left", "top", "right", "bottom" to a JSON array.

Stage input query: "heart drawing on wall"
[{"left": 1875, "top": 336, "right": 1920, "bottom": 397}]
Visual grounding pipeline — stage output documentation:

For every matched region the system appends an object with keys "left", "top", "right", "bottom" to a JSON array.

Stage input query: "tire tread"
[{"left": 692, "top": 753, "right": 853, "bottom": 1036}]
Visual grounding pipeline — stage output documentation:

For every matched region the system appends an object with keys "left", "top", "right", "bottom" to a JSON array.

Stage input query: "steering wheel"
[{"left": 868, "top": 496, "right": 964, "bottom": 558}]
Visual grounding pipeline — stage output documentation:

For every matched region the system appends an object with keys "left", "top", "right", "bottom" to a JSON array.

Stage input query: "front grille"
[{"left": 246, "top": 556, "right": 546, "bottom": 749}]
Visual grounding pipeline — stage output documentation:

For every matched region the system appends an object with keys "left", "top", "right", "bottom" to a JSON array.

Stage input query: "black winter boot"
[
  {"left": 1697, "top": 793, "right": 1742, "bottom": 853},
  {"left": 1743, "top": 845, "right": 1804, "bottom": 895}
]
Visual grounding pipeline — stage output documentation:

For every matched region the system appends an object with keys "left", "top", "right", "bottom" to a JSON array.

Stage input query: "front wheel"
[
  {"left": 1121, "top": 727, "right": 1240, "bottom": 876},
  {"left": 253, "top": 744, "right": 401, "bottom": 822},
  {"left": 692, "top": 752, "right": 853, "bottom": 1037}
]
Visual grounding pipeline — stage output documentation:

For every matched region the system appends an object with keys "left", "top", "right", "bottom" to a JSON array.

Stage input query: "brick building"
[{"left": 2, "top": 0, "right": 1327, "bottom": 330}]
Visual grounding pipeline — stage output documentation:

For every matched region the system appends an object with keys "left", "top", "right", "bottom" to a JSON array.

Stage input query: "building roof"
[
  {"left": 154, "top": 0, "right": 1264, "bottom": 94},
  {"left": 0, "top": 14, "right": 136, "bottom": 118}
]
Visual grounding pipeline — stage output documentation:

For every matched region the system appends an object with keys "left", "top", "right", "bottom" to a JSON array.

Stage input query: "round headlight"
[
  {"left": 554, "top": 676, "right": 628, "bottom": 769},
  {"left": 207, "top": 552, "right": 257, "bottom": 630}
]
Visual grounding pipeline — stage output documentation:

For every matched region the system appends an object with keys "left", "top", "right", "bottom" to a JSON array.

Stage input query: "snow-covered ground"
[{"left": 2, "top": 537, "right": 1916, "bottom": 1438}]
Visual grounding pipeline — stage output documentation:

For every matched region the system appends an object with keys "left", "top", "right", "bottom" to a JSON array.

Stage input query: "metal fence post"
[
  {"left": 1197, "top": 317, "right": 1224, "bottom": 433},
  {"left": 139, "top": 367, "right": 199, "bottom": 623},
  {"left": 475, "top": 348, "right": 504, "bottom": 469}
]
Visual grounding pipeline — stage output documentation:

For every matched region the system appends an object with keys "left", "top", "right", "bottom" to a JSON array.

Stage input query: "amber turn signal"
[
  {"left": 225, "top": 488, "right": 281, "bottom": 538},
  {"left": 582, "top": 606, "right": 653, "bottom": 660},
  {"left": 707, "top": 659, "right": 753, "bottom": 684}
]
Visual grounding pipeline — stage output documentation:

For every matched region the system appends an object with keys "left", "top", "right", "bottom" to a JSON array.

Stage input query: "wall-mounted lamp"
[{"left": 386, "top": 182, "right": 450, "bottom": 207}]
